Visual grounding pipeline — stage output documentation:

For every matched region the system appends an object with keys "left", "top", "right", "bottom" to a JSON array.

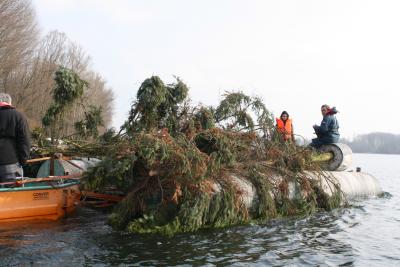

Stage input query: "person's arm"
[
  {"left": 16, "top": 113, "right": 31, "bottom": 164},
  {"left": 317, "top": 116, "right": 331, "bottom": 134}
]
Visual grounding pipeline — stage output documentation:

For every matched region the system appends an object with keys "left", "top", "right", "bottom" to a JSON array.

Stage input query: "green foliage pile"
[
  {"left": 32, "top": 67, "right": 105, "bottom": 154},
  {"left": 42, "top": 66, "right": 88, "bottom": 129},
  {"left": 124, "top": 76, "right": 189, "bottom": 134},
  {"left": 215, "top": 92, "right": 274, "bottom": 135},
  {"left": 77, "top": 76, "right": 344, "bottom": 235},
  {"left": 74, "top": 105, "right": 104, "bottom": 138}
]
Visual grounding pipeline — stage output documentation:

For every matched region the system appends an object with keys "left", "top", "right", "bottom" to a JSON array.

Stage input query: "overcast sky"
[{"left": 32, "top": 0, "right": 400, "bottom": 139}]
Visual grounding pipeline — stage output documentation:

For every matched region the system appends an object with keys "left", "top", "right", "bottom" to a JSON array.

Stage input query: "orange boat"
[
  {"left": 0, "top": 157, "right": 121, "bottom": 222},
  {"left": 0, "top": 176, "right": 81, "bottom": 222}
]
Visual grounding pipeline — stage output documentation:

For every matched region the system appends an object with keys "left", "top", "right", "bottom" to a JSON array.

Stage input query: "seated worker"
[
  {"left": 275, "top": 111, "right": 294, "bottom": 142},
  {"left": 310, "top": 104, "right": 339, "bottom": 148}
]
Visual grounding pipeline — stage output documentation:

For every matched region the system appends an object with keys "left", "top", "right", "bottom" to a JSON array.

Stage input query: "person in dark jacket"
[
  {"left": 310, "top": 104, "right": 339, "bottom": 148},
  {"left": 0, "top": 93, "right": 30, "bottom": 184}
]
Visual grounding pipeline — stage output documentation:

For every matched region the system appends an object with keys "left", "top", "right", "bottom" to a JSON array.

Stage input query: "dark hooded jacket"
[
  {"left": 314, "top": 113, "right": 340, "bottom": 143},
  {"left": 0, "top": 106, "right": 31, "bottom": 165}
]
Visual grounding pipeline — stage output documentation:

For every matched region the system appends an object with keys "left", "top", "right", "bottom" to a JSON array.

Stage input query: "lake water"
[{"left": 0, "top": 153, "right": 399, "bottom": 266}]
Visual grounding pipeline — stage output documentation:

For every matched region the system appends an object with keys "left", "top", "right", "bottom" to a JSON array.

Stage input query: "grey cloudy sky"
[{"left": 32, "top": 0, "right": 400, "bottom": 139}]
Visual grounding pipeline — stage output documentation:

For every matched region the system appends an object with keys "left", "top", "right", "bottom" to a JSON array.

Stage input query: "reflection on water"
[{"left": 1, "top": 153, "right": 400, "bottom": 266}]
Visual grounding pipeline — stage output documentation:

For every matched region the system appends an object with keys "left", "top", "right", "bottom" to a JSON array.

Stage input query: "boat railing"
[
  {"left": 0, "top": 156, "right": 85, "bottom": 188},
  {"left": 0, "top": 173, "right": 82, "bottom": 188}
]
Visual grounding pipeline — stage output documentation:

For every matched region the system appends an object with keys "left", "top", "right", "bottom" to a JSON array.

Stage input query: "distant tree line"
[
  {"left": 0, "top": 0, "right": 113, "bottom": 136},
  {"left": 341, "top": 132, "right": 400, "bottom": 154}
]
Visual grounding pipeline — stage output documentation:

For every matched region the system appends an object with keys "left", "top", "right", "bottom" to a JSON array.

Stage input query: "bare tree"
[
  {"left": 0, "top": 0, "right": 38, "bottom": 92},
  {"left": 1, "top": 2, "right": 114, "bottom": 135},
  {"left": 31, "top": 31, "right": 113, "bottom": 135},
  {"left": 83, "top": 72, "right": 114, "bottom": 129}
]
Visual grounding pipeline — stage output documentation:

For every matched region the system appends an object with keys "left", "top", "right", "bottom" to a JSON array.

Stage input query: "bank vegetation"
[{"left": 0, "top": 0, "right": 113, "bottom": 135}]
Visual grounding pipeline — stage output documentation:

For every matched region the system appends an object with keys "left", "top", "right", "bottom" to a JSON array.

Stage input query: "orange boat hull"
[{"left": 0, "top": 183, "right": 80, "bottom": 222}]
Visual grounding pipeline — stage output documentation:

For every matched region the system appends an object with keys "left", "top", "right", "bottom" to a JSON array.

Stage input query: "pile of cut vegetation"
[
  {"left": 76, "top": 76, "right": 343, "bottom": 235},
  {"left": 36, "top": 74, "right": 342, "bottom": 235}
]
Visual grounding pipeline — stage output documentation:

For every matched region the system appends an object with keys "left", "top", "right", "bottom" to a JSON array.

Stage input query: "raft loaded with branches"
[{"left": 37, "top": 75, "right": 382, "bottom": 235}]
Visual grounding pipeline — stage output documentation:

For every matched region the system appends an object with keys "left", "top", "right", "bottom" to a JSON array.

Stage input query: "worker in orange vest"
[{"left": 275, "top": 111, "right": 294, "bottom": 142}]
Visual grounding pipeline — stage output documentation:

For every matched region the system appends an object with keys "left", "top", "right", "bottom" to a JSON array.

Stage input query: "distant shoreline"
[
  {"left": 353, "top": 152, "right": 400, "bottom": 156},
  {"left": 342, "top": 132, "right": 400, "bottom": 155}
]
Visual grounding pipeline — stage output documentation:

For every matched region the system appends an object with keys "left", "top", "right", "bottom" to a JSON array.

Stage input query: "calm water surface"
[{"left": 0, "top": 153, "right": 399, "bottom": 266}]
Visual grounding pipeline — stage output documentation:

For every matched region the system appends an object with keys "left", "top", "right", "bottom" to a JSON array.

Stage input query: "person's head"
[
  {"left": 0, "top": 93, "right": 12, "bottom": 105},
  {"left": 280, "top": 111, "right": 289, "bottom": 121},
  {"left": 321, "top": 104, "right": 330, "bottom": 116}
]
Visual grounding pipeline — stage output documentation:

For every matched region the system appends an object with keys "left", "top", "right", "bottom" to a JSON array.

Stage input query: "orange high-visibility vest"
[{"left": 276, "top": 118, "right": 293, "bottom": 141}]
